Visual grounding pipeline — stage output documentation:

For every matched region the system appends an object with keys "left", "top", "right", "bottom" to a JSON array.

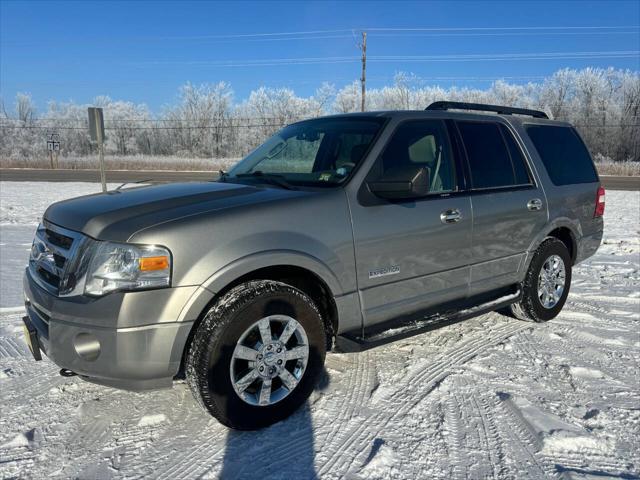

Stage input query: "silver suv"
[{"left": 23, "top": 102, "right": 604, "bottom": 429}]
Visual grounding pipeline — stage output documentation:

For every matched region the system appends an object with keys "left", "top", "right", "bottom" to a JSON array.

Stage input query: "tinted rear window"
[
  {"left": 457, "top": 121, "right": 515, "bottom": 189},
  {"left": 525, "top": 125, "right": 598, "bottom": 185}
]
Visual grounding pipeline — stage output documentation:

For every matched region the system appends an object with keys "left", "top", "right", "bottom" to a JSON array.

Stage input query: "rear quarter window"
[{"left": 525, "top": 125, "right": 598, "bottom": 186}]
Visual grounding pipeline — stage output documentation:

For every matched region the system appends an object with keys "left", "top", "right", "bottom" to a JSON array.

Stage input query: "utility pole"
[{"left": 360, "top": 31, "right": 367, "bottom": 112}]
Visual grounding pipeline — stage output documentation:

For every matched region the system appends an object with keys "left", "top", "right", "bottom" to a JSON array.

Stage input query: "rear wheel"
[
  {"left": 186, "top": 280, "right": 326, "bottom": 430},
  {"left": 509, "top": 237, "right": 572, "bottom": 322}
]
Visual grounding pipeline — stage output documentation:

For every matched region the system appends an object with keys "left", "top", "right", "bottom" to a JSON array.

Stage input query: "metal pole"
[
  {"left": 98, "top": 141, "right": 106, "bottom": 192},
  {"left": 95, "top": 110, "right": 107, "bottom": 192}
]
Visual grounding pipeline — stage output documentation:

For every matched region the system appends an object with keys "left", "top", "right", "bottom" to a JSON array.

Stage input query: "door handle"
[
  {"left": 440, "top": 209, "right": 461, "bottom": 224},
  {"left": 527, "top": 198, "right": 543, "bottom": 211}
]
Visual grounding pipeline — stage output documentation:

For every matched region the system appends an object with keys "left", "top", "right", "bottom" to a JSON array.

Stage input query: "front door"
[{"left": 348, "top": 119, "right": 472, "bottom": 328}]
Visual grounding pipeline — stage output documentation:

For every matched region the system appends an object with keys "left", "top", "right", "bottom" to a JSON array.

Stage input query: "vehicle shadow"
[{"left": 219, "top": 367, "right": 329, "bottom": 479}]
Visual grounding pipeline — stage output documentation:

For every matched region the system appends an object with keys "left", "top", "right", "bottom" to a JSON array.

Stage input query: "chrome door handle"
[
  {"left": 527, "top": 199, "right": 543, "bottom": 211},
  {"left": 440, "top": 209, "right": 461, "bottom": 224}
]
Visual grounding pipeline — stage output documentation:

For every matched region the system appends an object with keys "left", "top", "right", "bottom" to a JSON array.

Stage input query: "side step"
[{"left": 335, "top": 289, "right": 521, "bottom": 353}]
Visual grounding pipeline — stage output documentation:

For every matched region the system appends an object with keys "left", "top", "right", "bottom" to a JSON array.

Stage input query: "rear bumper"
[
  {"left": 575, "top": 229, "right": 603, "bottom": 264},
  {"left": 23, "top": 268, "right": 196, "bottom": 391}
]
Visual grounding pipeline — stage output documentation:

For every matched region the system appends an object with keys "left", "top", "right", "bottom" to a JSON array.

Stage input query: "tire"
[
  {"left": 186, "top": 280, "right": 327, "bottom": 430},
  {"left": 509, "top": 237, "right": 572, "bottom": 322}
]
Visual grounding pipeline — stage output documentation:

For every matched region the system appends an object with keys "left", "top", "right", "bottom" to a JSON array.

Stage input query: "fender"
[
  {"left": 169, "top": 250, "right": 348, "bottom": 370},
  {"left": 521, "top": 217, "right": 580, "bottom": 274}
]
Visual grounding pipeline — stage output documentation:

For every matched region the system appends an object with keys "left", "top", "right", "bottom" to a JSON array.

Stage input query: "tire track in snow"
[
  {"left": 119, "top": 393, "right": 227, "bottom": 480},
  {"left": 230, "top": 351, "right": 378, "bottom": 476},
  {"left": 442, "top": 377, "right": 507, "bottom": 479},
  {"left": 549, "top": 452, "right": 639, "bottom": 478},
  {"left": 495, "top": 393, "right": 559, "bottom": 479},
  {"left": 318, "top": 316, "right": 528, "bottom": 477},
  {"left": 0, "top": 337, "right": 28, "bottom": 358}
]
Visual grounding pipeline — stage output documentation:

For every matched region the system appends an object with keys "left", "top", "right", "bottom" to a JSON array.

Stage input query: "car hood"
[{"left": 44, "top": 181, "right": 306, "bottom": 241}]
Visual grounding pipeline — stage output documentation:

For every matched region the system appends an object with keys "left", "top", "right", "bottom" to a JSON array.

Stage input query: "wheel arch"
[
  {"left": 177, "top": 255, "right": 341, "bottom": 376},
  {"left": 524, "top": 218, "right": 581, "bottom": 275},
  {"left": 546, "top": 226, "right": 577, "bottom": 264}
]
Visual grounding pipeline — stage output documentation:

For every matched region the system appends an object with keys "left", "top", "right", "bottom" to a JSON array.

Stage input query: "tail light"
[{"left": 594, "top": 186, "right": 605, "bottom": 217}]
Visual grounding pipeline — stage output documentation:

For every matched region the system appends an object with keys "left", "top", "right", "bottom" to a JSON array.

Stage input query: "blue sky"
[{"left": 1, "top": 0, "right": 639, "bottom": 113}]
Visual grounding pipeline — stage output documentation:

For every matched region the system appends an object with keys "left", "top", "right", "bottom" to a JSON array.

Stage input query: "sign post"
[
  {"left": 88, "top": 107, "right": 106, "bottom": 192},
  {"left": 46, "top": 133, "right": 60, "bottom": 169}
]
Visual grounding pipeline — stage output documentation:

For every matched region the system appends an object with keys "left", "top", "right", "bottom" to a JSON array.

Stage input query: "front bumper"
[{"left": 23, "top": 267, "right": 202, "bottom": 391}]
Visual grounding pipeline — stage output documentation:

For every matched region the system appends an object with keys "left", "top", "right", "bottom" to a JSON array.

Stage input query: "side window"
[
  {"left": 499, "top": 124, "right": 532, "bottom": 185},
  {"left": 525, "top": 125, "right": 598, "bottom": 185},
  {"left": 379, "top": 120, "right": 456, "bottom": 194},
  {"left": 457, "top": 121, "right": 516, "bottom": 189}
]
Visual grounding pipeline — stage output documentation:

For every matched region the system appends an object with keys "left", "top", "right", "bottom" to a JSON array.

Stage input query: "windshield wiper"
[
  {"left": 115, "top": 178, "right": 153, "bottom": 190},
  {"left": 234, "top": 171, "right": 297, "bottom": 190}
]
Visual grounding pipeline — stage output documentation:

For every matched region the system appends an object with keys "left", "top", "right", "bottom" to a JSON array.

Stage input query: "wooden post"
[{"left": 360, "top": 31, "right": 367, "bottom": 112}]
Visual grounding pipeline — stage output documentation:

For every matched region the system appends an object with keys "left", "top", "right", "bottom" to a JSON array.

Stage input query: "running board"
[{"left": 335, "top": 288, "right": 521, "bottom": 352}]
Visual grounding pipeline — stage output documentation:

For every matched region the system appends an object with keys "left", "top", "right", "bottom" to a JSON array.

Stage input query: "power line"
[
  {"left": 370, "top": 31, "right": 639, "bottom": 38},
  {"left": 6, "top": 25, "right": 637, "bottom": 45},
  {"left": 369, "top": 51, "right": 640, "bottom": 62},
  {"left": 364, "top": 25, "right": 640, "bottom": 32},
  {"left": 128, "top": 50, "right": 639, "bottom": 69}
]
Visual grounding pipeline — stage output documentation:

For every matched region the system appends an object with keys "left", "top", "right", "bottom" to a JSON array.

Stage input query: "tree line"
[{"left": 1, "top": 67, "right": 638, "bottom": 165}]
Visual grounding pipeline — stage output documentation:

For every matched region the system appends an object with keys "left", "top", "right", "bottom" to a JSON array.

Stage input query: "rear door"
[
  {"left": 348, "top": 119, "right": 472, "bottom": 328},
  {"left": 455, "top": 120, "right": 548, "bottom": 295}
]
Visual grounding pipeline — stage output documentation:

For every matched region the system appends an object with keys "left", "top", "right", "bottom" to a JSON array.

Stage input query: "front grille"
[
  {"left": 37, "top": 266, "right": 61, "bottom": 289},
  {"left": 45, "top": 228, "right": 74, "bottom": 249},
  {"left": 29, "top": 222, "right": 84, "bottom": 296}
]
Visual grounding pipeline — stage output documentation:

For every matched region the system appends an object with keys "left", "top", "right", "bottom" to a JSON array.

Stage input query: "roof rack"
[{"left": 425, "top": 101, "right": 548, "bottom": 119}]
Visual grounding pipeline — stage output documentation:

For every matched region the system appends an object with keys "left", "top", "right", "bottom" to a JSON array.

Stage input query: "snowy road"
[{"left": 0, "top": 183, "right": 638, "bottom": 479}]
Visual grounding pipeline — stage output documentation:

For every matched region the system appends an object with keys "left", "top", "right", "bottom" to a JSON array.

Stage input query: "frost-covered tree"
[
  {"left": 1, "top": 68, "right": 638, "bottom": 164},
  {"left": 15, "top": 93, "right": 36, "bottom": 124}
]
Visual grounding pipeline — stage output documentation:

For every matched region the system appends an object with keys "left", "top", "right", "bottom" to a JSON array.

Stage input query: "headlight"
[{"left": 84, "top": 241, "right": 171, "bottom": 296}]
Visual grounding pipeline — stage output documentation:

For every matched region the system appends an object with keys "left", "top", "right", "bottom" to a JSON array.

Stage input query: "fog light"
[{"left": 73, "top": 333, "right": 101, "bottom": 361}]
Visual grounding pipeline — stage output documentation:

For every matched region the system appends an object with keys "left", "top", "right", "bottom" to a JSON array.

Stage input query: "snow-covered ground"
[{"left": 0, "top": 182, "right": 638, "bottom": 479}]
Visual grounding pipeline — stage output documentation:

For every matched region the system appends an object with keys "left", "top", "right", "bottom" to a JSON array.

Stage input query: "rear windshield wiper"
[{"left": 234, "top": 171, "right": 297, "bottom": 190}]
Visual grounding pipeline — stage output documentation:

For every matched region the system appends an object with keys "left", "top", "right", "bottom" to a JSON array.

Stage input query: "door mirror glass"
[{"left": 368, "top": 165, "right": 430, "bottom": 199}]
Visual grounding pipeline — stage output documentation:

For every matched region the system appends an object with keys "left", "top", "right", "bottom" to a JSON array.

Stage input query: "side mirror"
[{"left": 368, "top": 166, "right": 430, "bottom": 200}]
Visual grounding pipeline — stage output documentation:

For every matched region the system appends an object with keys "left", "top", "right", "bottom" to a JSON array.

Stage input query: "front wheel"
[
  {"left": 509, "top": 237, "right": 572, "bottom": 322},
  {"left": 186, "top": 280, "right": 327, "bottom": 430}
]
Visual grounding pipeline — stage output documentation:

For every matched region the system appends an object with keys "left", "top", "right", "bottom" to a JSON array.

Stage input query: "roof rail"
[{"left": 426, "top": 101, "right": 548, "bottom": 119}]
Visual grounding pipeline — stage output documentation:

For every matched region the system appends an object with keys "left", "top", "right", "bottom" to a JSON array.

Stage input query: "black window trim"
[
  {"left": 454, "top": 119, "right": 538, "bottom": 194},
  {"left": 497, "top": 123, "right": 536, "bottom": 188}
]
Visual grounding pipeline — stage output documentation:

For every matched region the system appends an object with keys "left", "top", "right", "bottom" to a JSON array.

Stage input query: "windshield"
[{"left": 226, "top": 117, "right": 386, "bottom": 187}]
